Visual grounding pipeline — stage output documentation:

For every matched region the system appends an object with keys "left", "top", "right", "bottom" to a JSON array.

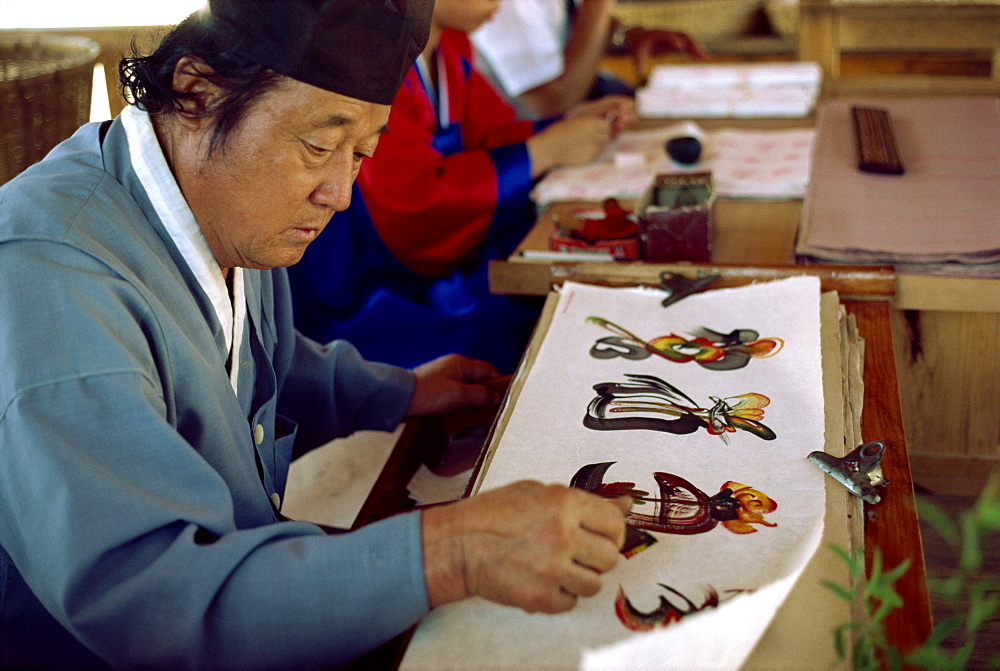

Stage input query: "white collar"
[
  {"left": 415, "top": 51, "right": 450, "bottom": 128},
  {"left": 119, "top": 106, "right": 246, "bottom": 394}
]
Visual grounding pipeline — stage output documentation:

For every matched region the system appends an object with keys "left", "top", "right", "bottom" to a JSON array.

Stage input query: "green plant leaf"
[
  {"left": 833, "top": 621, "right": 860, "bottom": 659},
  {"left": 935, "top": 574, "right": 965, "bottom": 601},
  {"left": 973, "top": 493, "right": 1000, "bottom": 530},
  {"left": 953, "top": 638, "right": 976, "bottom": 669},
  {"left": 883, "top": 557, "right": 911, "bottom": 584},
  {"left": 828, "top": 542, "right": 853, "bottom": 565},
  {"left": 976, "top": 503, "right": 1000, "bottom": 530},
  {"left": 828, "top": 543, "right": 867, "bottom": 583},
  {"left": 828, "top": 481, "right": 1000, "bottom": 671},
  {"left": 871, "top": 589, "right": 903, "bottom": 623},
  {"left": 869, "top": 548, "right": 884, "bottom": 583},
  {"left": 922, "top": 616, "right": 961, "bottom": 648},
  {"left": 958, "top": 512, "right": 983, "bottom": 572},
  {"left": 916, "top": 497, "right": 960, "bottom": 545},
  {"left": 852, "top": 636, "right": 877, "bottom": 671},
  {"left": 822, "top": 578, "right": 855, "bottom": 603},
  {"left": 882, "top": 644, "right": 904, "bottom": 671},
  {"left": 966, "top": 591, "right": 999, "bottom": 633},
  {"left": 906, "top": 637, "right": 953, "bottom": 670},
  {"left": 972, "top": 472, "right": 999, "bottom": 511}
]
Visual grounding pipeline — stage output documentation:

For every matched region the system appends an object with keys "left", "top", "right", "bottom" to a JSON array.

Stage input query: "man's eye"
[{"left": 305, "top": 142, "right": 330, "bottom": 157}]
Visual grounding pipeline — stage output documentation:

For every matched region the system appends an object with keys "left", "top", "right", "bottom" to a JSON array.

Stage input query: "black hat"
[{"left": 205, "top": 0, "right": 432, "bottom": 105}]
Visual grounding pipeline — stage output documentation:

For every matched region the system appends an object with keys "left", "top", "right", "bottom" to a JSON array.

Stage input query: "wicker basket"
[
  {"left": 0, "top": 33, "right": 100, "bottom": 185},
  {"left": 764, "top": 0, "right": 799, "bottom": 37},
  {"left": 614, "top": 0, "right": 763, "bottom": 42}
]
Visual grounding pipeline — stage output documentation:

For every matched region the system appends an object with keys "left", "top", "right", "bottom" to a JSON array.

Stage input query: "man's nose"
[{"left": 310, "top": 159, "right": 356, "bottom": 212}]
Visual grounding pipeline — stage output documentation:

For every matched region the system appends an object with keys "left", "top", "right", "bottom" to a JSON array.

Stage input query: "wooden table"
[
  {"left": 492, "top": 190, "right": 1000, "bottom": 498},
  {"left": 354, "top": 264, "right": 932, "bottom": 662}
]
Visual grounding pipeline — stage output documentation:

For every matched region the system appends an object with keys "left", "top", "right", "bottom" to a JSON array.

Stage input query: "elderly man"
[{"left": 0, "top": 1, "right": 628, "bottom": 668}]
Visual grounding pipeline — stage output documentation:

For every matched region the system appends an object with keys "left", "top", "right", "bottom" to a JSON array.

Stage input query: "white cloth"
[
  {"left": 120, "top": 105, "right": 246, "bottom": 393},
  {"left": 472, "top": 0, "right": 568, "bottom": 98},
  {"left": 530, "top": 122, "right": 817, "bottom": 203}
]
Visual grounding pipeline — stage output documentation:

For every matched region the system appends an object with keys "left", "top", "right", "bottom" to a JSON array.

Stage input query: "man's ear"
[{"left": 171, "top": 55, "right": 223, "bottom": 130}]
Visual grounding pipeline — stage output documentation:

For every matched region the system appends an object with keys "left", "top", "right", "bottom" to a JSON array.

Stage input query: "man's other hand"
[{"left": 406, "top": 354, "right": 503, "bottom": 417}]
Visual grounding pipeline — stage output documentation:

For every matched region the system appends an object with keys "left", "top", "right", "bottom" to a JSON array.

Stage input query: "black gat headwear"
[{"left": 205, "top": 0, "right": 433, "bottom": 105}]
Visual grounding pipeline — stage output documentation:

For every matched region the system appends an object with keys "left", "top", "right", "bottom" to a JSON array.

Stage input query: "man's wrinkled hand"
[{"left": 422, "top": 481, "right": 632, "bottom": 614}]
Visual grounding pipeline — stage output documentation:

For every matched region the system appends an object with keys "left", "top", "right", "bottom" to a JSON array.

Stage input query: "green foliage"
[
  {"left": 823, "top": 545, "right": 909, "bottom": 670},
  {"left": 824, "top": 473, "right": 1000, "bottom": 670}
]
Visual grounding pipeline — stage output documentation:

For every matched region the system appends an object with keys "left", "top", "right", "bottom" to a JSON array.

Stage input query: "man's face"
[{"left": 177, "top": 77, "right": 390, "bottom": 271}]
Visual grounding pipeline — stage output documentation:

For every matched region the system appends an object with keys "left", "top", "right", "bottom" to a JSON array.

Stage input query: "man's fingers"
[
  {"left": 608, "top": 494, "right": 633, "bottom": 514},
  {"left": 545, "top": 589, "right": 579, "bottom": 614},
  {"left": 457, "top": 358, "right": 501, "bottom": 383},
  {"left": 560, "top": 565, "right": 604, "bottom": 601},
  {"left": 572, "top": 529, "right": 622, "bottom": 574},
  {"left": 459, "top": 384, "right": 500, "bottom": 407},
  {"left": 414, "top": 353, "right": 499, "bottom": 382},
  {"left": 578, "top": 493, "right": 631, "bottom": 548}
]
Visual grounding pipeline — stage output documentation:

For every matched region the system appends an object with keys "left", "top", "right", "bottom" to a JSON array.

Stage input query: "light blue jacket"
[{"left": 0, "top": 119, "right": 427, "bottom": 668}]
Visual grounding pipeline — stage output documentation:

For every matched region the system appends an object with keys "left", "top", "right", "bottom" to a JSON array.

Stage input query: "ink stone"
[{"left": 665, "top": 136, "right": 702, "bottom": 165}]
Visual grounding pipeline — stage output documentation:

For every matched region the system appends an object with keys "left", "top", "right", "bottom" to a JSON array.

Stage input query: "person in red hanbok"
[{"left": 289, "top": 0, "right": 633, "bottom": 373}]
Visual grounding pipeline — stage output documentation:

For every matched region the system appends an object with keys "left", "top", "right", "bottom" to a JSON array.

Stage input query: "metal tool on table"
[
  {"left": 807, "top": 441, "right": 889, "bottom": 504},
  {"left": 658, "top": 270, "right": 721, "bottom": 308}
]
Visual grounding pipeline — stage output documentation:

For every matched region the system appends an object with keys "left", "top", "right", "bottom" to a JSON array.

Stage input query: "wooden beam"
[
  {"left": 844, "top": 299, "right": 934, "bottom": 654},
  {"left": 490, "top": 259, "right": 897, "bottom": 299}
]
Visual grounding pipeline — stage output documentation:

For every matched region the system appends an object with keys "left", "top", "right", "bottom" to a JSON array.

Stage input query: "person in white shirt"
[{"left": 473, "top": 0, "right": 706, "bottom": 119}]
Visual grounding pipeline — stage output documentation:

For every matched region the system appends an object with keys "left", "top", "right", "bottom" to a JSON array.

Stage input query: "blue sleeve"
[
  {"left": 279, "top": 331, "right": 417, "bottom": 454},
  {"left": 270, "top": 266, "right": 417, "bottom": 454},
  {"left": 0, "top": 239, "right": 429, "bottom": 668},
  {"left": 533, "top": 115, "right": 562, "bottom": 133},
  {"left": 486, "top": 142, "right": 536, "bottom": 244}
]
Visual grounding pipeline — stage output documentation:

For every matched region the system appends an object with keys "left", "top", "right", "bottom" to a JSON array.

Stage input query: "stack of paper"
[
  {"left": 637, "top": 63, "right": 823, "bottom": 119},
  {"left": 797, "top": 97, "right": 1000, "bottom": 266}
]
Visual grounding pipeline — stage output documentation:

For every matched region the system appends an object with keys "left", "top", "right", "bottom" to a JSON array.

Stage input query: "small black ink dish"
[{"left": 665, "top": 136, "right": 702, "bottom": 165}]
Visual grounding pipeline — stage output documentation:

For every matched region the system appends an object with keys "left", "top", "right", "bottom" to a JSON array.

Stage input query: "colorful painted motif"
[
  {"left": 584, "top": 373, "right": 776, "bottom": 443},
  {"left": 587, "top": 316, "right": 783, "bottom": 371},
  {"left": 571, "top": 462, "right": 778, "bottom": 538},
  {"left": 614, "top": 584, "right": 752, "bottom": 632}
]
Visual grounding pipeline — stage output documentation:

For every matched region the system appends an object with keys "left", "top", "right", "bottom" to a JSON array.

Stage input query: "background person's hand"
[
  {"left": 406, "top": 354, "right": 502, "bottom": 417},
  {"left": 566, "top": 95, "right": 636, "bottom": 136},
  {"left": 626, "top": 27, "right": 708, "bottom": 84},
  {"left": 421, "top": 481, "right": 632, "bottom": 613},
  {"left": 526, "top": 116, "right": 614, "bottom": 177}
]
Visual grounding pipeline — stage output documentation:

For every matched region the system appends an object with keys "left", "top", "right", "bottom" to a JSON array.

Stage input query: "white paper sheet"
[
  {"left": 530, "top": 123, "right": 815, "bottom": 204},
  {"left": 647, "top": 63, "right": 822, "bottom": 91},
  {"left": 407, "top": 465, "right": 474, "bottom": 505},
  {"left": 402, "top": 278, "right": 827, "bottom": 669},
  {"left": 638, "top": 62, "right": 822, "bottom": 119},
  {"left": 282, "top": 427, "right": 402, "bottom": 529}
]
